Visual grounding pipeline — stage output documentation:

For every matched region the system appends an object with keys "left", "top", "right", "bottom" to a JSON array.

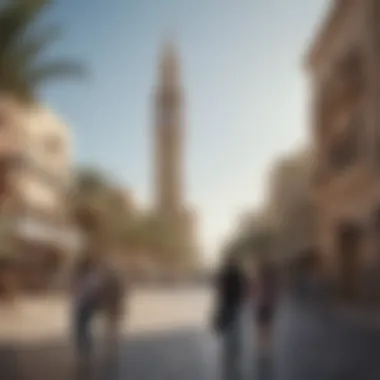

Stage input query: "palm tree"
[
  {"left": 72, "top": 168, "right": 181, "bottom": 273},
  {"left": 0, "top": 0, "right": 85, "bottom": 297},
  {"left": 122, "top": 214, "right": 172, "bottom": 258},
  {"left": 0, "top": 0, "right": 85, "bottom": 103},
  {"left": 72, "top": 168, "right": 123, "bottom": 246}
]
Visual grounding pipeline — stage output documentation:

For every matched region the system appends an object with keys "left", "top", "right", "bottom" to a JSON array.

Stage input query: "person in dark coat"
[
  {"left": 256, "top": 261, "right": 278, "bottom": 327},
  {"left": 71, "top": 253, "right": 103, "bottom": 360},
  {"left": 256, "top": 260, "right": 279, "bottom": 357},
  {"left": 98, "top": 261, "right": 126, "bottom": 352},
  {"left": 213, "top": 252, "right": 251, "bottom": 380}
]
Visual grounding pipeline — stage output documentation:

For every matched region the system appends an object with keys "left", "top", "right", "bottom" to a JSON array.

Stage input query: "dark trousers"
[
  {"left": 74, "top": 303, "right": 95, "bottom": 356},
  {"left": 222, "top": 319, "right": 242, "bottom": 380}
]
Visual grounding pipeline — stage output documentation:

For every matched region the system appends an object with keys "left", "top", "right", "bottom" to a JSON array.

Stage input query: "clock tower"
[
  {"left": 154, "top": 40, "right": 184, "bottom": 218},
  {"left": 152, "top": 40, "right": 199, "bottom": 270}
]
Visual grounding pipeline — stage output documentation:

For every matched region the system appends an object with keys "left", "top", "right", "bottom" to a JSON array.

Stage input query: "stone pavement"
[
  {"left": 273, "top": 297, "right": 380, "bottom": 380},
  {"left": 0, "top": 327, "right": 221, "bottom": 380},
  {"left": 117, "top": 328, "right": 219, "bottom": 380},
  {"left": 0, "top": 288, "right": 212, "bottom": 343},
  {"left": 11, "top": 286, "right": 380, "bottom": 380},
  {"left": 0, "top": 322, "right": 276, "bottom": 380},
  {"left": 0, "top": 288, "right": 230, "bottom": 380}
]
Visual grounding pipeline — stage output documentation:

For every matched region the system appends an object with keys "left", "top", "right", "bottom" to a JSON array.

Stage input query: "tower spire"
[
  {"left": 153, "top": 38, "right": 197, "bottom": 265},
  {"left": 154, "top": 38, "right": 184, "bottom": 217},
  {"left": 159, "top": 36, "right": 181, "bottom": 89}
]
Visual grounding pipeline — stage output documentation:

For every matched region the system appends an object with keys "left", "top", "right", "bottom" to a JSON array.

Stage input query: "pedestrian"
[
  {"left": 256, "top": 260, "right": 278, "bottom": 355},
  {"left": 291, "top": 253, "right": 310, "bottom": 301},
  {"left": 212, "top": 251, "right": 252, "bottom": 380},
  {"left": 290, "top": 248, "right": 323, "bottom": 304},
  {"left": 99, "top": 259, "right": 126, "bottom": 353},
  {"left": 71, "top": 250, "right": 103, "bottom": 363}
]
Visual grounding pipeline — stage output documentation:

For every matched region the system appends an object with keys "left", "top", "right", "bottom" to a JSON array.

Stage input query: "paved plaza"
[
  {"left": 2, "top": 327, "right": 219, "bottom": 380},
  {"left": 0, "top": 287, "right": 213, "bottom": 343},
  {"left": 2, "top": 288, "right": 380, "bottom": 379},
  {"left": 0, "top": 287, "right": 222, "bottom": 380},
  {"left": 274, "top": 298, "right": 380, "bottom": 380}
]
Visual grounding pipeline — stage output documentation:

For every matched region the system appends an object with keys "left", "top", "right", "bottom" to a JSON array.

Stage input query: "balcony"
[{"left": 14, "top": 215, "right": 84, "bottom": 252}]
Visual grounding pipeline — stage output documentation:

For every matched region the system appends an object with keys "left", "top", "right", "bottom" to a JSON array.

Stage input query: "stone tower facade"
[
  {"left": 154, "top": 41, "right": 184, "bottom": 219},
  {"left": 153, "top": 41, "right": 198, "bottom": 270}
]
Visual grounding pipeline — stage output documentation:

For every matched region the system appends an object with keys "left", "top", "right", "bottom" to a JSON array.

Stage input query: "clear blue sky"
[{"left": 38, "top": 0, "right": 329, "bottom": 264}]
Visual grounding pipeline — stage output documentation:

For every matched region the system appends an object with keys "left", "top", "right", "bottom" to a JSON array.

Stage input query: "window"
[
  {"left": 329, "top": 111, "right": 361, "bottom": 170},
  {"left": 320, "top": 47, "right": 365, "bottom": 175},
  {"left": 338, "top": 48, "right": 364, "bottom": 95}
]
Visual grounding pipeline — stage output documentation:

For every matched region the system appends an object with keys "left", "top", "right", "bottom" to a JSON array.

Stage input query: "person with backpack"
[{"left": 256, "top": 260, "right": 278, "bottom": 354}]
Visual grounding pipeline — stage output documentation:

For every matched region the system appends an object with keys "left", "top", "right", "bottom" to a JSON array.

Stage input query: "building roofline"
[{"left": 304, "top": 0, "right": 351, "bottom": 71}]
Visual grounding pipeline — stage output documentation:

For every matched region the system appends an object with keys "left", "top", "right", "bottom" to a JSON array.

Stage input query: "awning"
[{"left": 14, "top": 217, "right": 84, "bottom": 252}]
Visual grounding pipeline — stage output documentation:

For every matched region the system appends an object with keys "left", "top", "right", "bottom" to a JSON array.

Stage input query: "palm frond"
[
  {"left": 0, "top": 0, "right": 51, "bottom": 52},
  {"left": 74, "top": 169, "right": 110, "bottom": 196},
  {"left": 0, "top": 56, "right": 31, "bottom": 100},
  {"left": 13, "top": 25, "right": 61, "bottom": 62},
  {"left": 0, "top": 0, "right": 85, "bottom": 102},
  {"left": 28, "top": 60, "right": 86, "bottom": 85}
]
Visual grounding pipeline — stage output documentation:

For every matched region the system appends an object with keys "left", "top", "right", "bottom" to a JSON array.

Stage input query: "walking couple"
[{"left": 213, "top": 252, "right": 278, "bottom": 380}]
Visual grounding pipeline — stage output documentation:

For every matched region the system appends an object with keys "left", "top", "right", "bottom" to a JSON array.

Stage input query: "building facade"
[
  {"left": 306, "top": 0, "right": 380, "bottom": 298},
  {"left": 268, "top": 149, "right": 316, "bottom": 258},
  {"left": 0, "top": 98, "right": 81, "bottom": 292}
]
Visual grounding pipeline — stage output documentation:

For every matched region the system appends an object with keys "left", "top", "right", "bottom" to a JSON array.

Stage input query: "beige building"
[
  {"left": 0, "top": 97, "right": 81, "bottom": 291},
  {"left": 306, "top": 0, "right": 380, "bottom": 296},
  {"left": 268, "top": 148, "right": 316, "bottom": 257}
]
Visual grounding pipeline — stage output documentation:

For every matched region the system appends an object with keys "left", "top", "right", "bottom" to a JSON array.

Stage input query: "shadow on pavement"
[
  {"left": 273, "top": 297, "right": 380, "bottom": 380},
  {"left": 0, "top": 327, "right": 219, "bottom": 380}
]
